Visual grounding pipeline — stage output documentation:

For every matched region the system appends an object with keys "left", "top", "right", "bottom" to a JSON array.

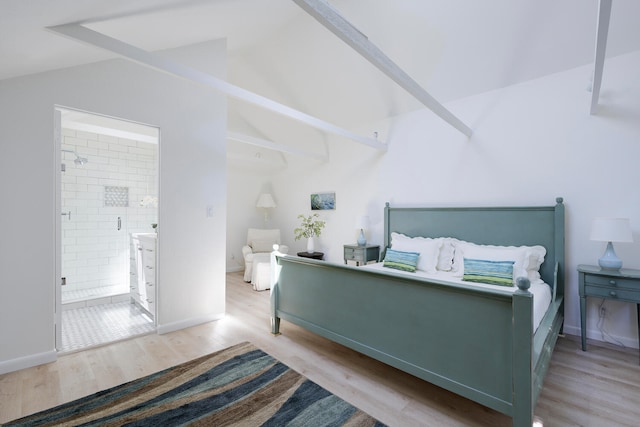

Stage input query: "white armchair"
[{"left": 242, "top": 228, "right": 289, "bottom": 283}]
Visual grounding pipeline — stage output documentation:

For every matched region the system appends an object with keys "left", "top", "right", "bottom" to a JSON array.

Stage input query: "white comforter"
[{"left": 360, "top": 262, "right": 552, "bottom": 333}]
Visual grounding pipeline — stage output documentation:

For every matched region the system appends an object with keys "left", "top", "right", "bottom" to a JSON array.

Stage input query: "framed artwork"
[{"left": 310, "top": 192, "right": 335, "bottom": 210}]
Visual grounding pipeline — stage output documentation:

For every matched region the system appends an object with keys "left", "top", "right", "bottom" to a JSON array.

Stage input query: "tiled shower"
[{"left": 60, "top": 127, "right": 158, "bottom": 305}]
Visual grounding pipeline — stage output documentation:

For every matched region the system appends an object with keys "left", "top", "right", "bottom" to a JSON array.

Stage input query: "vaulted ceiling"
[{"left": 3, "top": 0, "right": 640, "bottom": 165}]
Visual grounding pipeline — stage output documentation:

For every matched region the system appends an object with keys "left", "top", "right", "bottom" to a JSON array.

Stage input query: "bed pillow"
[
  {"left": 438, "top": 238, "right": 459, "bottom": 271},
  {"left": 526, "top": 246, "right": 546, "bottom": 284},
  {"left": 390, "top": 232, "right": 442, "bottom": 273},
  {"left": 452, "top": 241, "right": 530, "bottom": 283},
  {"left": 383, "top": 248, "right": 420, "bottom": 272},
  {"left": 463, "top": 258, "right": 515, "bottom": 287},
  {"left": 250, "top": 239, "right": 276, "bottom": 253}
]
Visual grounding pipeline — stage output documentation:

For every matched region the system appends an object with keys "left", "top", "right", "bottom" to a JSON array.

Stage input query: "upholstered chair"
[{"left": 241, "top": 228, "right": 289, "bottom": 283}]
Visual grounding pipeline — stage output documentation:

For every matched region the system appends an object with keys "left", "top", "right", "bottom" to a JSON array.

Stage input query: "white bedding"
[{"left": 361, "top": 262, "right": 552, "bottom": 333}]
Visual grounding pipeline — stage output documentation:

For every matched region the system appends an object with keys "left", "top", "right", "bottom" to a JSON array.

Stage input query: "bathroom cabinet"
[{"left": 130, "top": 233, "right": 157, "bottom": 320}]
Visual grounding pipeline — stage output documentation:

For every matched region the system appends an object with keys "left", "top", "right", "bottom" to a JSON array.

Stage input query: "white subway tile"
[
  {"left": 118, "top": 138, "right": 138, "bottom": 147},
  {"left": 64, "top": 183, "right": 88, "bottom": 192},
  {"left": 76, "top": 177, "right": 100, "bottom": 186},
  {"left": 108, "top": 143, "right": 129, "bottom": 153},
  {"left": 63, "top": 138, "right": 82, "bottom": 149},
  {"left": 62, "top": 175, "right": 77, "bottom": 184},
  {"left": 87, "top": 170, "right": 109, "bottom": 179},
  {"left": 75, "top": 130, "right": 99, "bottom": 140},
  {"left": 86, "top": 258, "right": 109, "bottom": 267},
  {"left": 98, "top": 134, "right": 118, "bottom": 144},
  {"left": 64, "top": 259, "right": 88, "bottom": 268},
  {"left": 76, "top": 146, "right": 98, "bottom": 156},
  {"left": 109, "top": 158, "right": 127, "bottom": 167},
  {"left": 98, "top": 149, "right": 121, "bottom": 159},
  {"left": 64, "top": 167, "right": 88, "bottom": 177},
  {"left": 87, "top": 140, "right": 109, "bottom": 150}
]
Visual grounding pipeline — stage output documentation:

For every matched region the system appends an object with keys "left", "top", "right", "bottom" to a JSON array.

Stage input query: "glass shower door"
[{"left": 60, "top": 178, "right": 132, "bottom": 303}]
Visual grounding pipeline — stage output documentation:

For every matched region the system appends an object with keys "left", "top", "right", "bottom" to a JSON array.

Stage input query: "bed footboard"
[{"left": 270, "top": 256, "right": 560, "bottom": 426}]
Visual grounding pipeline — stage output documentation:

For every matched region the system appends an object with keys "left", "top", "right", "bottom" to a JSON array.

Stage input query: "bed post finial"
[
  {"left": 516, "top": 276, "right": 531, "bottom": 292},
  {"left": 555, "top": 197, "right": 563, "bottom": 205},
  {"left": 385, "top": 202, "right": 390, "bottom": 207}
]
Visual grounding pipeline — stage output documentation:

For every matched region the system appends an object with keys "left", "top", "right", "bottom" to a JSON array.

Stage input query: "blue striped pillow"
[
  {"left": 383, "top": 248, "right": 419, "bottom": 272},
  {"left": 463, "top": 258, "right": 515, "bottom": 287}
]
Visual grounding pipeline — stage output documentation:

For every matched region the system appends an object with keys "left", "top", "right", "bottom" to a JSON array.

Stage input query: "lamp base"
[
  {"left": 598, "top": 241, "right": 622, "bottom": 270},
  {"left": 357, "top": 229, "right": 367, "bottom": 246}
]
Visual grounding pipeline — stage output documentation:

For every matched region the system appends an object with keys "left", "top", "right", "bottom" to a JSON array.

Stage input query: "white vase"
[{"left": 307, "top": 237, "right": 315, "bottom": 253}]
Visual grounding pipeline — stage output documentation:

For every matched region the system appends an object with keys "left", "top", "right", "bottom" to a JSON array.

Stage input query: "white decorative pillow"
[
  {"left": 438, "top": 238, "right": 457, "bottom": 271},
  {"left": 449, "top": 238, "right": 465, "bottom": 273},
  {"left": 391, "top": 232, "right": 442, "bottom": 273},
  {"left": 250, "top": 239, "right": 275, "bottom": 253},
  {"left": 526, "top": 246, "right": 546, "bottom": 284}
]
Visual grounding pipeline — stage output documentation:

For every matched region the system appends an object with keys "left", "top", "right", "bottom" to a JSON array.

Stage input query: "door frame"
[
  {"left": 54, "top": 108, "right": 62, "bottom": 350},
  {"left": 53, "top": 106, "right": 160, "bottom": 351}
]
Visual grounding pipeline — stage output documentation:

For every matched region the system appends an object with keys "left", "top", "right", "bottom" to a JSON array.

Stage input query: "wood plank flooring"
[{"left": 1, "top": 272, "right": 639, "bottom": 426}]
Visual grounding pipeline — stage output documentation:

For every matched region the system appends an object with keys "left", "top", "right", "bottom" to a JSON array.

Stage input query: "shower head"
[{"left": 62, "top": 149, "right": 88, "bottom": 166}]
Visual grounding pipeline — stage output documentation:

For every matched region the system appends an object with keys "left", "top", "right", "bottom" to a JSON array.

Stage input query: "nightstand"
[
  {"left": 578, "top": 264, "right": 640, "bottom": 363},
  {"left": 343, "top": 244, "right": 380, "bottom": 266}
]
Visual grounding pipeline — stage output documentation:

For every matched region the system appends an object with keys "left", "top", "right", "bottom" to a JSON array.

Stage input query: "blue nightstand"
[
  {"left": 343, "top": 244, "right": 380, "bottom": 266},
  {"left": 578, "top": 264, "right": 640, "bottom": 364}
]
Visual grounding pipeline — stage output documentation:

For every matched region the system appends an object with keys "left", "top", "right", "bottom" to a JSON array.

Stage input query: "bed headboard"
[{"left": 383, "top": 197, "right": 565, "bottom": 295}]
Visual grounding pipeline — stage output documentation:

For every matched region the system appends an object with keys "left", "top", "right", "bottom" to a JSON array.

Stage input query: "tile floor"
[{"left": 60, "top": 301, "right": 155, "bottom": 353}]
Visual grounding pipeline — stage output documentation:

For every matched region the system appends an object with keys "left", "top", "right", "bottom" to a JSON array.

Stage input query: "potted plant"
[{"left": 294, "top": 213, "right": 326, "bottom": 253}]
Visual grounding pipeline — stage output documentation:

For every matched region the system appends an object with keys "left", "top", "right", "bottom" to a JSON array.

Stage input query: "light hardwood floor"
[{"left": 1, "top": 272, "right": 639, "bottom": 426}]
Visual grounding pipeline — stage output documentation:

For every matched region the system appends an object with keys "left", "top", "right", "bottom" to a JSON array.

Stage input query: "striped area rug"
[{"left": 4, "top": 342, "right": 386, "bottom": 426}]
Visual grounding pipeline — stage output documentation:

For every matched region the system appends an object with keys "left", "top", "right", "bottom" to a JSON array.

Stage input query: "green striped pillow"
[
  {"left": 463, "top": 258, "right": 515, "bottom": 287},
  {"left": 383, "top": 248, "right": 419, "bottom": 272}
]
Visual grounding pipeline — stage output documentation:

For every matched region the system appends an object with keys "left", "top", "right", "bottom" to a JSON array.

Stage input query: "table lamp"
[
  {"left": 589, "top": 217, "right": 633, "bottom": 270},
  {"left": 256, "top": 193, "right": 276, "bottom": 224},
  {"left": 356, "top": 215, "right": 369, "bottom": 246}
]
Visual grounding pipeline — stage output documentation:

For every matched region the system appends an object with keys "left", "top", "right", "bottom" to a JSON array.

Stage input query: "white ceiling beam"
[
  {"left": 590, "top": 0, "right": 612, "bottom": 115},
  {"left": 227, "top": 131, "right": 327, "bottom": 161},
  {"left": 292, "top": 0, "right": 472, "bottom": 137},
  {"left": 46, "top": 23, "right": 387, "bottom": 151}
]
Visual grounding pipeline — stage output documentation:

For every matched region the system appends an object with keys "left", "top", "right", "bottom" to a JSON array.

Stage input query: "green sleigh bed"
[{"left": 270, "top": 198, "right": 565, "bottom": 427}]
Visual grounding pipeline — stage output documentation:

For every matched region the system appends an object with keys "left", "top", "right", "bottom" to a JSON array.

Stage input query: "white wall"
[
  {"left": 226, "top": 149, "right": 291, "bottom": 273},
  {"left": 227, "top": 50, "right": 640, "bottom": 349},
  {"left": 0, "top": 40, "right": 227, "bottom": 373}
]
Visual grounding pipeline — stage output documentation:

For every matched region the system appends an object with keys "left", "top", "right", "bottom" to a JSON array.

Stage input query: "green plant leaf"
[{"left": 294, "top": 213, "right": 326, "bottom": 240}]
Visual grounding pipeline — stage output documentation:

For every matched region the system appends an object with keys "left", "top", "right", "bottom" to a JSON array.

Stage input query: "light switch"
[{"left": 206, "top": 205, "right": 214, "bottom": 217}]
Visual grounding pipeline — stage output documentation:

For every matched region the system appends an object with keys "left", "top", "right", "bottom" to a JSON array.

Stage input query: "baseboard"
[
  {"left": 156, "top": 312, "right": 225, "bottom": 335},
  {"left": 226, "top": 266, "right": 243, "bottom": 273},
  {"left": 563, "top": 324, "right": 639, "bottom": 349},
  {"left": 0, "top": 350, "right": 57, "bottom": 375}
]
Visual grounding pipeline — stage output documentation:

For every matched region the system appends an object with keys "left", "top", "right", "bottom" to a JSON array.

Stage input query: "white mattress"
[{"left": 361, "top": 263, "right": 552, "bottom": 333}]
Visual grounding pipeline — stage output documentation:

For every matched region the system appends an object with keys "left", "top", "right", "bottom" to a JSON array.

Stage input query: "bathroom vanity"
[{"left": 130, "top": 233, "right": 157, "bottom": 320}]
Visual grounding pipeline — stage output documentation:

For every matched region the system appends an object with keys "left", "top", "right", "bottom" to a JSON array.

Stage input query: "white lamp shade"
[
  {"left": 256, "top": 193, "right": 276, "bottom": 208},
  {"left": 355, "top": 215, "right": 370, "bottom": 230},
  {"left": 590, "top": 218, "right": 633, "bottom": 243}
]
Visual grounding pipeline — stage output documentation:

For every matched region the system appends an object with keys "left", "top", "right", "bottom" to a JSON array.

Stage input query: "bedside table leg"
[{"left": 580, "top": 295, "right": 587, "bottom": 351}]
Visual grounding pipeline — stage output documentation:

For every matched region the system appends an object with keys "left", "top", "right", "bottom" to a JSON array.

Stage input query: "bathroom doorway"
[{"left": 54, "top": 107, "right": 159, "bottom": 353}]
